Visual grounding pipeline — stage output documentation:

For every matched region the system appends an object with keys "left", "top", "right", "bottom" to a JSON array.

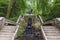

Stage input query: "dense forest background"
[{"left": 0, "top": 0, "right": 60, "bottom": 21}]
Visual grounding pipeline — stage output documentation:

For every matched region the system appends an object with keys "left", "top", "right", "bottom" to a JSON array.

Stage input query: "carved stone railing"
[
  {"left": 4, "top": 18, "right": 17, "bottom": 26},
  {"left": 44, "top": 18, "right": 60, "bottom": 28},
  {"left": 0, "top": 17, "right": 17, "bottom": 26},
  {"left": 0, "top": 17, "right": 5, "bottom": 29},
  {"left": 37, "top": 16, "right": 48, "bottom": 40},
  {"left": 53, "top": 18, "right": 60, "bottom": 29},
  {"left": 12, "top": 16, "right": 22, "bottom": 40},
  {"left": 38, "top": 15, "right": 44, "bottom": 24}
]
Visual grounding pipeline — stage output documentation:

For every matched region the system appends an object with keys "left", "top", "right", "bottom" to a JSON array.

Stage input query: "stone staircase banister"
[
  {"left": 4, "top": 18, "right": 18, "bottom": 25},
  {"left": 12, "top": 25, "right": 19, "bottom": 40},
  {"left": 36, "top": 16, "right": 47, "bottom": 40},
  {"left": 37, "top": 15, "right": 44, "bottom": 24},
  {"left": 41, "top": 26, "right": 48, "bottom": 40},
  {"left": 43, "top": 18, "right": 60, "bottom": 26},
  {"left": 0, "top": 17, "right": 5, "bottom": 28},
  {"left": 12, "top": 16, "right": 22, "bottom": 40},
  {"left": 47, "top": 18, "right": 60, "bottom": 27},
  {"left": 54, "top": 18, "right": 60, "bottom": 29},
  {"left": 24, "top": 14, "right": 34, "bottom": 16},
  {"left": 54, "top": 18, "right": 60, "bottom": 23},
  {"left": 16, "top": 16, "right": 22, "bottom": 24}
]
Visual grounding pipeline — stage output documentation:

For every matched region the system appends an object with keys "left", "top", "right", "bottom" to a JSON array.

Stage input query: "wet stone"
[{"left": 20, "top": 18, "right": 44, "bottom": 40}]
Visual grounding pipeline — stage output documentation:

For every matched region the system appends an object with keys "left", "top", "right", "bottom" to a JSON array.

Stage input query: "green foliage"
[
  {"left": 36, "top": 0, "right": 60, "bottom": 21},
  {"left": 9, "top": 0, "right": 27, "bottom": 21},
  {"left": 0, "top": 0, "right": 60, "bottom": 21},
  {"left": 47, "top": 0, "right": 60, "bottom": 20},
  {"left": 17, "top": 26, "right": 25, "bottom": 36},
  {"left": 0, "top": 0, "right": 8, "bottom": 17}
]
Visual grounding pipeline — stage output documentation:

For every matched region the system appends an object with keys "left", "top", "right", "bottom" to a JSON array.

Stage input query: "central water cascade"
[{"left": 20, "top": 16, "right": 44, "bottom": 40}]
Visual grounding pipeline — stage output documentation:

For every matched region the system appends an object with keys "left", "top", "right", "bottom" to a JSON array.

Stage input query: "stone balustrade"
[
  {"left": 0, "top": 17, "right": 5, "bottom": 29},
  {"left": 54, "top": 18, "right": 60, "bottom": 29}
]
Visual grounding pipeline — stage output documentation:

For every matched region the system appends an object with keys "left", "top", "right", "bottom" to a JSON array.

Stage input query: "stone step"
[
  {"left": 43, "top": 26, "right": 58, "bottom": 30},
  {"left": 1, "top": 28, "right": 16, "bottom": 30},
  {"left": 0, "top": 38, "right": 11, "bottom": 40},
  {"left": 0, "top": 33, "right": 14, "bottom": 35},
  {"left": 0, "top": 35, "right": 13, "bottom": 37},
  {"left": 43, "top": 26, "right": 56, "bottom": 28},
  {"left": 0, "top": 30, "right": 15, "bottom": 33},
  {"left": 45, "top": 33, "right": 60, "bottom": 36},
  {"left": 44, "top": 30, "right": 60, "bottom": 33},
  {"left": 47, "top": 36, "right": 60, "bottom": 39},
  {"left": 1, "top": 27, "right": 16, "bottom": 30},
  {"left": 43, "top": 28, "right": 59, "bottom": 30},
  {"left": 48, "top": 39, "right": 60, "bottom": 40}
]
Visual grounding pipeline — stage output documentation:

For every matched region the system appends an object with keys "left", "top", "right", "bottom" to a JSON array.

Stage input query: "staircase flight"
[
  {"left": 41, "top": 18, "right": 60, "bottom": 40},
  {"left": 0, "top": 16, "right": 60, "bottom": 40},
  {"left": 0, "top": 17, "right": 20, "bottom": 40}
]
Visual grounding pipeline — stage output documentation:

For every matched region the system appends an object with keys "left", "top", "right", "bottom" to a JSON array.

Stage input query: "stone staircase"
[
  {"left": 41, "top": 26, "right": 60, "bottom": 40},
  {"left": 0, "top": 16, "right": 60, "bottom": 40},
  {"left": 0, "top": 17, "right": 20, "bottom": 40},
  {"left": 0, "top": 25, "right": 17, "bottom": 40}
]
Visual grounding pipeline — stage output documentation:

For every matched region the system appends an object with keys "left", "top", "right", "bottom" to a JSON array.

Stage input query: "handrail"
[
  {"left": 38, "top": 15, "right": 44, "bottom": 24},
  {"left": 12, "top": 25, "right": 19, "bottom": 40},
  {"left": 41, "top": 26, "right": 47, "bottom": 40},
  {"left": 44, "top": 18, "right": 60, "bottom": 25},
  {"left": 55, "top": 18, "right": 60, "bottom": 22},
  {"left": 54, "top": 18, "right": 60, "bottom": 28},
  {"left": 37, "top": 16, "right": 47, "bottom": 40},
  {"left": 16, "top": 16, "right": 21, "bottom": 24},
  {"left": 3, "top": 18, "right": 18, "bottom": 25},
  {"left": 0, "top": 17, "right": 5, "bottom": 27},
  {"left": 24, "top": 14, "right": 34, "bottom": 16},
  {"left": 11, "top": 16, "right": 22, "bottom": 40}
]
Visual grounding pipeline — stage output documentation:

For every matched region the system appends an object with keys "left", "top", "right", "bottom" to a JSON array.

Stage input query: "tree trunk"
[{"left": 6, "top": 0, "right": 13, "bottom": 18}]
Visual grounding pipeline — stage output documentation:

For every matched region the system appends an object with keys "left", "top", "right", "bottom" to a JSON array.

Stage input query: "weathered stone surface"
[{"left": 0, "top": 17, "right": 5, "bottom": 29}]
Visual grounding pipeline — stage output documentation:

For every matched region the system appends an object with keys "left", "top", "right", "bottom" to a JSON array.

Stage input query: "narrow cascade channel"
[{"left": 20, "top": 18, "right": 44, "bottom": 40}]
